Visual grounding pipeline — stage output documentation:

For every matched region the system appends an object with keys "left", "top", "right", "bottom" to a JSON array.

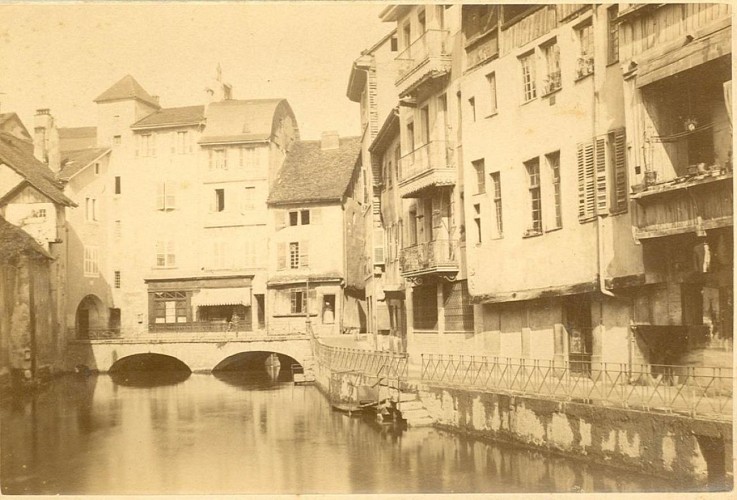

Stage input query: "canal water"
[{"left": 1, "top": 368, "right": 673, "bottom": 495}]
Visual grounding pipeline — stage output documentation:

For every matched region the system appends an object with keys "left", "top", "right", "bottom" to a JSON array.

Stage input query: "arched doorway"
[{"left": 76, "top": 295, "right": 105, "bottom": 339}]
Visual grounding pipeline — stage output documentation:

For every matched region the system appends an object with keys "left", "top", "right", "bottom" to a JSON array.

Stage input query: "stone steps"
[{"left": 394, "top": 390, "right": 435, "bottom": 427}]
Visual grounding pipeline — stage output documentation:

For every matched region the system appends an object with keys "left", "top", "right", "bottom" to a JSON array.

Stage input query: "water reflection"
[
  {"left": 1, "top": 371, "right": 677, "bottom": 495},
  {"left": 110, "top": 370, "right": 191, "bottom": 388}
]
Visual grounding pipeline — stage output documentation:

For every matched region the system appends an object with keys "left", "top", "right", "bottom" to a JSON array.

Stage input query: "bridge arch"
[
  {"left": 109, "top": 353, "right": 192, "bottom": 373},
  {"left": 213, "top": 350, "right": 301, "bottom": 371}
]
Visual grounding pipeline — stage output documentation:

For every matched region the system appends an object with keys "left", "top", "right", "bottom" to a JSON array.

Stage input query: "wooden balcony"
[
  {"left": 400, "top": 238, "right": 459, "bottom": 280},
  {"left": 632, "top": 171, "right": 732, "bottom": 240},
  {"left": 395, "top": 29, "right": 452, "bottom": 98},
  {"left": 398, "top": 140, "right": 455, "bottom": 198}
]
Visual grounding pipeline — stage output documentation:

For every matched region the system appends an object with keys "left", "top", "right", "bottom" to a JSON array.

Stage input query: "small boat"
[{"left": 291, "top": 364, "right": 309, "bottom": 385}]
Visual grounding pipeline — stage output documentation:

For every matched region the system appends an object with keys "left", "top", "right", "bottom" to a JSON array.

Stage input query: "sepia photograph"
[{"left": 0, "top": 1, "right": 733, "bottom": 495}]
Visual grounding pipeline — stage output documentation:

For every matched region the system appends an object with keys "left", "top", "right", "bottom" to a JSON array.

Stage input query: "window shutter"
[
  {"left": 135, "top": 135, "right": 140, "bottom": 157},
  {"left": 167, "top": 240, "right": 175, "bottom": 266},
  {"left": 308, "top": 289, "right": 318, "bottom": 314},
  {"left": 277, "top": 242, "right": 286, "bottom": 270},
  {"left": 151, "top": 133, "right": 157, "bottom": 156},
  {"left": 170, "top": 132, "right": 176, "bottom": 154},
  {"left": 208, "top": 150, "right": 213, "bottom": 170},
  {"left": 595, "top": 137, "right": 608, "bottom": 215},
  {"left": 373, "top": 227, "right": 385, "bottom": 265},
  {"left": 166, "top": 182, "right": 177, "bottom": 209},
  {"left": 577, "top": 141, "right": 595, "bottom": 222},
  {"left": 611, "top": 128, "right": 628, "bottom": 214},
  {"left": 156, "top": 182, "right": 165, "bottom": 210},
  {"left": 311, "top": 207, "right": 321, "bottom": 225},
  {"left": 300, "top": 240, "right": 309, "bottom": 268},
  {"left": 275, "top": 210, "right": 285, "bottom": 231}
]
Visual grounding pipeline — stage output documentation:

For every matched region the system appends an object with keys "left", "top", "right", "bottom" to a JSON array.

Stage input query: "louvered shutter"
[
  {"left": 373, "top": 227, "right": 385, "bottom": 265},
  {"left": 595, "top": 137, "right": 608, "bottom": 215},
  {"left": 311, "top": 208, "right": 321, "bottom": 225},
  {"left": 170, "top": 132, "right": 176, "bottom": 154},
  {"left": 300, "top": 240, "right": 310, "bottom": 268},
  {"left": 276, "top": 242, "right": 286, "bottom": 270},
  {"left": 275, "top": 210, "right": 285, "bottom": 231},
  {"left": 577, "top": 141, "right": 595, "bottom": 222},
  {"left": 166, "top": 182, "right": 176, "bottom": 209},
  {"left": 151, "top": 133, "right": 157, "bottom": 157},
  {"left": 611, "top": 128, "right": 628, "bottom": 214},
  {"left": 156, "top": 182, "right": 165, "bottom": 210}
]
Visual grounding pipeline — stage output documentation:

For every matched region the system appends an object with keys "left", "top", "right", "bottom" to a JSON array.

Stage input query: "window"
[
  {"left": 137, "top": 133, "right": 156, "bottom": 157},
  {"left": 174, "top": 131, "right": 191, "bottom": 154},
  {"left": 114, "top": 176, "right": 121, "bottom": 195},
  {"left": 94, "top": 163, "right": 100, "bottom": 175},
  {"left": 490, "top": 172, "right": 503, "bottom": 238},
  {"left": 546, "top": 152, "right": 562, "bottom": 229},
  {"left": 85, "top": 197, "right": 97, "bottom": 222},
  {"left": 114, "top": 270, "right": 121, "bottom": 289},
  {"left": 289, "top": 211, "right": 299, "bottom": 226},
  {"left": 468, "top": 97, "right": 476, "bottom": 122},
  {"left": 300, "top": 209, "right": 310, "bottom": 225},
  {"left": 520, "top": 52, "right": 537, "bottom": 102},
  {"left": 156, "top": 182, "right": 177, "bottom": 211},
  {"left": 210, "top": 149, "right": 227, "bottom": 170},
  {"left": 413, "top": 284, "right": 438, "bottom": 330},
  {"left": 487, "top": 73, "right": 497, "bottom": 115},
  {"left": 473, "top": 203, "right": 482, "bottom": 244},
  {"left": 408, "top": 208, "right": 418, "bottom": 246},
  {"left": 291, "top": 291, "right": 305, "bottom": 314},
  {"left": 390, "top": 36, "right": 398, "bottom": 52},
  {"left": 155, "top": 240, "right": 176, "bottom": 268},
  {"left": 282, "top": 289, "right": 316, "bottom": 315},
  {"left": 444, "top": 281, "right": 475, "bottom": 332},
  {"left": 473, "top": 159, "right": 485, "bottom": 194},
  {"left": 419, "top": 105, "right": 430, "bottom": 145},
  {"left": 576, "top": 129, "right": 627, "bottom": 222},
  {"left": 576, "top": 22, "right": 594, "bottom": 78},
  {"left": 402, "top": 22, "right": 411, "bottom": 49},
  {"left": 113, "top": 135, "right": 121, "bottom": 145},
  {"left": 418, "top": 8, "right": 426, "bottom": 34},
  {"left": 213, "top": 188, "right": 225, "bottom": 212},
  {"left": 242, "top": 187, "right": 256, "bottom": 211},
  {"left": 209, "top": 240, "right": 232, "bottom": 269},
  {"left": 289, "top": 242, "right": 300, "bottom": 269},
  {"left": 607, "top": 6, "right": 619, "bottom": 65},
  {"left": 115, "top": 220, "right": 121, "bottom": 238},
  {"left": 240, "top": 147, "right": 259, "bottom": 168},
  {"left": 83, "top": 246, "right": 99, "bottom": 277},
  {"left": 406, "top": 120, "right": 415, "bottom": 154},
  {"left": 543, "top": 40, "right": 561, "bottom": 94},
  {"left": 525, "top": 158, "right": 542, "bottom": 234},
  {"left": 151, "top": 291, "right": 188, "bottom": 324}
]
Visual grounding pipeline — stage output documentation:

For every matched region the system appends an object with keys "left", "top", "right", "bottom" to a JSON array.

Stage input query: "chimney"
[
  {"left": 321, "top": 131, "right": 340, "bottom": 151},
  {"left": 33, "top": 108, "right": 60, "bottom": 173},
  {"left": 152, "top": 95, "right": 160, "bottom": 105}
]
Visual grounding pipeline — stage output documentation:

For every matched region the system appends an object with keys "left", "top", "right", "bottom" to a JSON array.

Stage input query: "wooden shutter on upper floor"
[
  {"left": 611, "top": 128, "right": 628, "bottom": 214},
  {"left": 276, "top": 242, "right": 286, "bottom": 270},
  {"left": 299, "top": 240, "right": 309, "bottom": 268},
  {"left": 595, "top": 137, "right": 608, "bottom": 216},
  {"left": 275, "top": 210, "right": 285, "bottom": 231},
  {"left": 311, "top": 207, "right": 321, "bottom": 225},
  {"left": 156, "top": 182, "right": 165, "bottom": 210},
  {"left": 577, "top": 141, "right": 595, "bottom": 222}
]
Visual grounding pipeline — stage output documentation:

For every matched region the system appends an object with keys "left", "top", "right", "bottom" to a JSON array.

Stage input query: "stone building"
[{"left": 266, "top": 133, "right": 363, "bottom": 337}]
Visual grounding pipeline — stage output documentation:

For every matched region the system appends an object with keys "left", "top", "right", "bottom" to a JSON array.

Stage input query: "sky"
[{"left": 0, "top": 2, "right": 393, "bottom": 140}]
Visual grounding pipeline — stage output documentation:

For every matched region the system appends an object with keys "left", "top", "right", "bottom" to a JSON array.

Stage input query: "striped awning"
[{"left": 192, "top": 287, "right": 251, "bottom": 307}]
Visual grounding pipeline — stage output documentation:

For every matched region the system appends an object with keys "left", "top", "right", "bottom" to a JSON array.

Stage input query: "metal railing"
[
  {"left": 400, "top": 238, "right": 458, "bottom": 274},
  {"left": 314, "top": 343, "right": 408, "bottom": 381},
  {"left": 396, "top": 29, "right": 450, "bottom": 81},
  {"left": 148, "top": 322, "right": 255, "bottom": 333},
  {"left": 75, "top": 328, "right": 122, "bottom": 340},
  {"left": 422, "top": 354, "right": 733, "bottom": 420},
  {"left": 399, "top": 140, "right": 453, "bottom": 183}
]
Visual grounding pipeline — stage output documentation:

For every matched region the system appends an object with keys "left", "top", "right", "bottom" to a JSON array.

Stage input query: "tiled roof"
[
  {"left": 131, "top": 105, "right": 205, "bottom": 129},
  {"left": 58, "top": 148, "right": 111, "bottom": 181},
  {"left": 94, "top": 74, "right": 160, "bottom": 108},
  {"left": 199, "top": 99, "right": 286, "bottom": 144},
  {"left": 0, "top": 113, "right": 14, "bottom": 125},
  {"left": 0, "top": 131, "right": 75, "bottom": 207},
  {"left": 58, "top": 126, "right": 97, "bottom": 139},
  {"left": 268, "top": 137, "right": 361, "bottom": 205},
  {"left": 0, "top": 215, "right": 52, "bottom": 262}
]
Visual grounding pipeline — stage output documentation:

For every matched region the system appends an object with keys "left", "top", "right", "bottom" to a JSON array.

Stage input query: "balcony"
[
  {"left": 398, "top": 140, "right": 455, "bottom": 198},
  {"left": 632, "top": 170, "right": 732, "bottom": 239},
  {"left": 400, "top": 238, "right": 459, "bottom": 279},
  {"left": 395, "top": 29, "right": 451, "bottom": 98}
]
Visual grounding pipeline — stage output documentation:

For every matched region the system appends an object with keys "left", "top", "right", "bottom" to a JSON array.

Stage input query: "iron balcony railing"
[
  {"left": 400, "top": 238, "right": 458, "bottom": 275},
  {"left": 421, "top": 354, "right": 732, "bottom": 420},
  {"left": 396, "top": 29, "right": 450, "bottom": 83},
  {"left": 148, "top": 322, "right": 254, "bottom": 333},
  {"left": 74, "top": 328, "right": 122, "bottom": 340},
  {"left": 399, "top": 140, "right": 453, "bottom": 184},
  {"left": 314, "top": 343, "right": 409, "bottom": 381}
]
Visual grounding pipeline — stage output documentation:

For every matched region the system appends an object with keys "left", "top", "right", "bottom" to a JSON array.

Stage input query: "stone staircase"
[{"left": 395, "top": 390, "right": 435, "bottom": 427}]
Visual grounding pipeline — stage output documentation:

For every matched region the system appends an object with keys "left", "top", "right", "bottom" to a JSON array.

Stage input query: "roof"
[
  {"left": 0, "top": 131, "right": 75, "bottom": 207},
  {"left": 0, "top": 112, "right": 32, "bottom": 140},
  {"left": 0, "top": 215, "right": 53, "bottom": 262},
  {"left": 369, "top": 107, "right": 399, "bottom": 154},
  {"left": 58, "top": 126, "right": 97, "bottom": 140},
  {"left": 94, "top": 74, "right": 160, "bottom": 108},
  {"left": 199, "top": 99, "right": 295, "bottom": 145},
  {"left": 58, "top": 147, "right": 111, "bottom": 181},
  {"left": 131, "top": 105, "right": 205, "bottom": 130},
  {"left": 268, "top": 137, "right": 361, "bottom": 205}
]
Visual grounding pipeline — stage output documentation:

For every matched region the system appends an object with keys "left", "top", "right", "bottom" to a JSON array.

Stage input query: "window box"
[
  {"left": 542, "top": 71, "right": 562, "bottom": 96},
  {"left": 575, "top": 56, "right": 594, "bottom": 80},
  {"left": 522, "top": 228, "right": 543, "bottom": 238}
]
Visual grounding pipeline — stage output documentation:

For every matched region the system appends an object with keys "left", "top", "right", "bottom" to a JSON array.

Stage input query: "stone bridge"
[{"left": 64, "top": 334, "right": 314, "bottom": 374}]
